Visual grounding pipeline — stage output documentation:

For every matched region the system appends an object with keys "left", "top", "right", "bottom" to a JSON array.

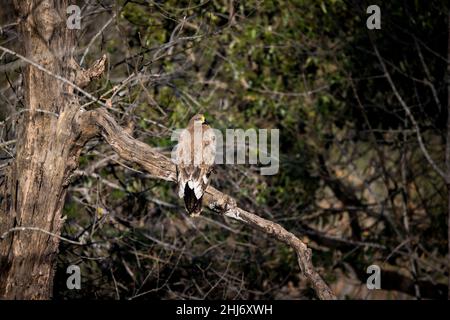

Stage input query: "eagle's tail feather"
[{"left": 184, "top": 184, "right": 203, "bottom": 215}]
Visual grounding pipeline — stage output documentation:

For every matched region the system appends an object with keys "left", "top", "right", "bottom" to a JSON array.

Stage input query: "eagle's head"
[{"left": 189, "top": 114, "right": 207, "bottom": 125}]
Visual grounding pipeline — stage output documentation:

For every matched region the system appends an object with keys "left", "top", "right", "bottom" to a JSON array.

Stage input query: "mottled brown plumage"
[{"left": 175, "top": 114, "right": 216, "bottom": 216}]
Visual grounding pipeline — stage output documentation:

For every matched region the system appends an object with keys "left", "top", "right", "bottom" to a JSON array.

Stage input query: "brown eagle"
[{"left": 175, "top": 114, "right": 216, "bottom": 216}]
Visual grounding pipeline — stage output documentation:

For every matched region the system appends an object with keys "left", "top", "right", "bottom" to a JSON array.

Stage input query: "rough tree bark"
[
  {"left": 0, "top": 0, "right": 336, "bottom": 300},
  {"left": 0, "top": 0, "right": 81, "bottom": 299}
]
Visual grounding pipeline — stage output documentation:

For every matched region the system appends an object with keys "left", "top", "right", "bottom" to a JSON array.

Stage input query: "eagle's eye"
[{"left": 194, "top": 115, "right": 205, "bottom": 123}]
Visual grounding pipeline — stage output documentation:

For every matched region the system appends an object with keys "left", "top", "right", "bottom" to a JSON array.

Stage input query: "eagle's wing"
[
  {"left": 194, "top": 126, "right": 216, "bottom": 198},
  {"left": 176, "top": 129, "right": 191, "bottom": 199}
]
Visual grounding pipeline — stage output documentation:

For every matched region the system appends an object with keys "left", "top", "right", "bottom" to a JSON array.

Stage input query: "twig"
[
  {"left": 372, "top": 41, "right": 447, "bottom": 181},
  {"left": 80, "top": 13, "right": 117, "bottom": 66},
  {"left": 0, "top": 227, "right": 84, "bottom": 246},
  {"left": 0, "top": 139, "right": 16, "bottom": 148}
]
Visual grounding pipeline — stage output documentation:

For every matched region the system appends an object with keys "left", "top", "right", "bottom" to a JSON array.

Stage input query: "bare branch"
[
  {"left": 372, "top": 42, "right": 447, "bottom": 181},
  {"left": 0, "top": 227, "right": 83, "bottom": 246},
  {"left": 80, "top": 13, "right": 117, "bottom": 67}
]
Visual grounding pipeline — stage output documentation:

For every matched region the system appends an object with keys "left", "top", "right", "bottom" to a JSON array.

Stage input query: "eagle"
[{"left": 175, "top": 114, "right": 216, "bottom": 216}]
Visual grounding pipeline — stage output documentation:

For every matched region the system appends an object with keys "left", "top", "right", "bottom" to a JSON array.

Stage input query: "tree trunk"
[{"left": 0, "top": 0, "right": 82, "bottom": 299}]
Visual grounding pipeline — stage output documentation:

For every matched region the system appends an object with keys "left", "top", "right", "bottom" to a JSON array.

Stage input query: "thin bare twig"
[
  {"left": 80, "top": 12, "right": 117, "bottom": 66},
  {"left": 0, "top": 227, "right": 84, "bottom": 246},
  {"left": 372, "top": 41, "right": 447, "bottom": 181}
]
